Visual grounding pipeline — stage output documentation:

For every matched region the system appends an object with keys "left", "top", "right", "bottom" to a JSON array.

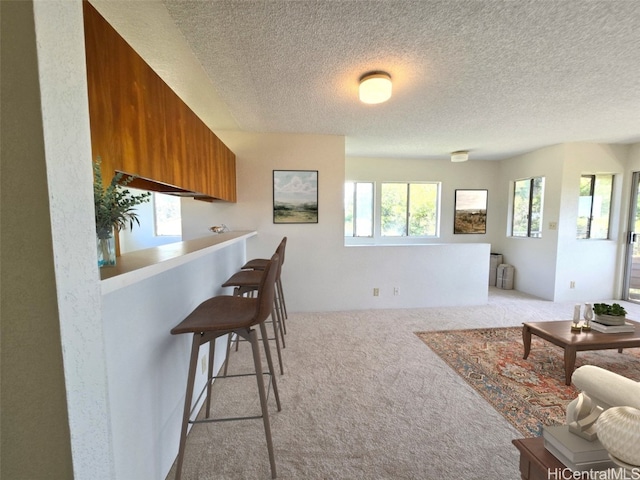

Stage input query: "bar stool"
[
  {"left": 170, "top": 254, "right": 281, "bottom": 480},
  {"left": 242, "top": 237, "right": 288, "bottom": 334},
  {"left": 221, "top": 246, "right": 285, "bottom": 375}
]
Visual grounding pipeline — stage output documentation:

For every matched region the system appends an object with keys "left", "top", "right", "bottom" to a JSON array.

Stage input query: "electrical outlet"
[
  {"left": 570, "top": 281, "right": 576, "bottom": 289},
  {"left": 201, "top": 355, "right": 207, "bottom": 374},
  {"left": 393, "top": 287, "right": 399, "bottom": 296},
  {"left": 373, "top": 288, "right": 379, "bottom": 296}
]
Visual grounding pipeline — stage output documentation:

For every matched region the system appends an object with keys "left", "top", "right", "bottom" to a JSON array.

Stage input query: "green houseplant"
[
  {"left": 93, "top": 158, "right": 151, "bottom": 267},
  {"left": 592, "top": 302, "right": 627, "bottom": 326}
]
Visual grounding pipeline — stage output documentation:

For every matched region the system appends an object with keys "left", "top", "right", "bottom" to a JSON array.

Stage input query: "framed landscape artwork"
[
  {"left": 454, "top": 189, "right": 487, "bottom": 234},
  {"left": 273, "top": 170, "right": 318, "bottom": 224}
]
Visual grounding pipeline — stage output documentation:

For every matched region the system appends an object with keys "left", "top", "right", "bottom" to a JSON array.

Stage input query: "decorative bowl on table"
[{"left": 594, "top": 314, "right": 626, "bottom": 326}]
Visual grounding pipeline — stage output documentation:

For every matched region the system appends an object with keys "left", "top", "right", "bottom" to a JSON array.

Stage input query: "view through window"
[
  {"left": 512, "top": 176, "right": 545, "bottom": 238},
  {"left": 381, "top": 183, "right": 439, "bottom": 237},
  {"left": 154, "top": 193, "right": 182, "bottom": 236},
  {"left": 344, "top": 182, "right": 374, "bottom": 237},
  {"left": 345, "top": 181, "right": 440, "bottom": 240},
  {"left": 577, "top": 174, "right": 613, "bottom": 239}
]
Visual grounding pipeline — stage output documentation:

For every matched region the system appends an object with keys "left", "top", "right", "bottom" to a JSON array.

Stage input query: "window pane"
[
  {"left": 529, "top": 176, "right": 545, "bottom": 238},
  {"left": 381, "top": 183, "right": 407, "bottom": 236},
  {"left": 354, "top": 182, "right": 374, "bottom": 237},
  {"left": 577, "top": 175, "right": 594, "bottom": 239},
  {"left": 591, "top": 174, "right": 613, "bottom": 239},
  {"left": 512, "top": 179, "right": 531, "bottom": 237},
  {"left": 408, "top": 183, "right": 438, "bottom": 236},
  {"left": 344, "top": 182, "right": 354, "bottom": 236},
  {"left": 154, "top": 193, "right": 182, "bottom": 236}
]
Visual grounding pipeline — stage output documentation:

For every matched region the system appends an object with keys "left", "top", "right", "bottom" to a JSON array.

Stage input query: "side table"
[{"left": 512, "top": 437, "right": 564, "bottom": 480}]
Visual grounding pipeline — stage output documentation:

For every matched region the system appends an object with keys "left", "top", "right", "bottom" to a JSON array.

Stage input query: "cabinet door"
[
  {"left": 164, "top": 89, "right": 192, "bottom": 190},
  {"left": 84, "top": 2, "right": 168, "bottom": 184},
  {"left": 212, "top": 138, "right": 237, "bottom": 202},
  {"left": 165, "top": 88, "right": 237, "bottom": 200}
]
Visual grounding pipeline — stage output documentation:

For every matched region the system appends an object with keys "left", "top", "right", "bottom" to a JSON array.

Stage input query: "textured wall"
[
  {"left": 33, "top": 0, "right": 115, "bottom": 477},
  {"left": 0, "top": 1, "right": 74, "bottom": 478}
]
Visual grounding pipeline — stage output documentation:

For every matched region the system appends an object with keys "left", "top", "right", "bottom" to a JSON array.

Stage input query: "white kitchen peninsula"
[{"left": 100, "top": 231, "right": 256, "bottom": 479}]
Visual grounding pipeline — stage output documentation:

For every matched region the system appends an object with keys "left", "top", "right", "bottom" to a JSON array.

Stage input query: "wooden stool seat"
[
  {"left": 171, "top": 295, "right": 257, "bottom": 334},
  {"left": 241, "top": 258, "right": 270, "bottom": 270}
]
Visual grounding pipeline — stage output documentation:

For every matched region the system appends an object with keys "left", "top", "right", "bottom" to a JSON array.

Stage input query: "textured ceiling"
[{"left": 158, "top": 0, "right": 640, "bottom": 160}]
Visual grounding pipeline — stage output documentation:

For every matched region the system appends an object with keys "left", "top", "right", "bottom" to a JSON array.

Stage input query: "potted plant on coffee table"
[
  {"left": 94, "top": 158, "right": 151, "bottom": 267},
  {"left": 592, "top": 303, "right": 627, "bottom": 326}
]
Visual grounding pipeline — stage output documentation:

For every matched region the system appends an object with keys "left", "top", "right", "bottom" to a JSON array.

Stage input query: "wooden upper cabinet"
[
  {"left": 211, "top": 135, "right": 237, "bottom": 202},
  {"left": 83, "top": 1, "right": 236, "bottom": 202}
]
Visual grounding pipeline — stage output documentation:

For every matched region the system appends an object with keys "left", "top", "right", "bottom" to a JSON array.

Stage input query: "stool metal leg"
[
  {"left": 259, "top": 321, "right": 281, "bottom": 412},
  {"left": 249, "top": 328, "right": 277, "bottom": 478},
  {"left": 273, "top": 297, "right": 285, "bottom": 348},
  {"left": 270, "top": 307, "right": 284, "bottom": 375},
  {"left": 225, "top": 301, "right": 285, "bottom": 376},
  {"left": 277, "top": 278, "right": 288, "bottom": 322},
  {"left": 175, "top": 333, "right": 201, "bottom": 480},
  {"left": 223, "top": 333, "right": 232, "bottom": 376},
  {"left": 205, "top": 339, "right": 215, "bottom": 418}
]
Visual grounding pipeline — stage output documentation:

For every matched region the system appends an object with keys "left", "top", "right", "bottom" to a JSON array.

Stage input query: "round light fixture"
[
  {"left": 450, "top": 151, "right": 469, "bottom": 162},
  {"left": 359, "top": 72, "right": 392, "bottom": 104}
]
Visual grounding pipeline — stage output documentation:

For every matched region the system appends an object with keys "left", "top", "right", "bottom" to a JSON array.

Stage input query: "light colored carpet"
[{"left": 166, "top": 289, "right": 640, "bottom": 479}]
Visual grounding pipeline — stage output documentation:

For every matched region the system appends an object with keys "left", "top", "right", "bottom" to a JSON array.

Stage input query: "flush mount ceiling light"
[
  {"left": 450, "top": 150, "right": 469, "bottom": 162},
  {"left": 359, "top": 72, "right": 392, "bottom": 104}
]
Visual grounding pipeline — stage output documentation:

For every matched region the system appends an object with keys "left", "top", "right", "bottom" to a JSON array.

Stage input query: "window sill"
[{"left": 345, "top": 237, "right": 442, "bottom": 246}]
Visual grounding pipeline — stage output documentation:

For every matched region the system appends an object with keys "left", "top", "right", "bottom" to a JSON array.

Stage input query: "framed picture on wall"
[
  {"left": 273, "top": 170, "right": 318, "bottom": 224},
  {"left": 454, "top": 189, "right": 487, "bottom": 234}
]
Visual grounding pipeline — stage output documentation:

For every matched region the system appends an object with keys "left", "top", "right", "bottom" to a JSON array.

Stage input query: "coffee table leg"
[
  {"left": 564, "top": 347, "right": 577, "bottom": 386},
  {"left": 522, "top": 325, "right": 532, "bottom": 359}
]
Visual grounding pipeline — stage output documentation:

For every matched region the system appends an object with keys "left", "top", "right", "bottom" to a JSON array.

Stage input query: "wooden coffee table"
[{"left": 522, "top": 319, "right": 640, "bottom": 385}]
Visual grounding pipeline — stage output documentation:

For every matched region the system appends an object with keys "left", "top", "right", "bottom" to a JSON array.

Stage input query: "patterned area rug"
[{"left": 415, "top": 327, "right": 640, "bottom": 437}]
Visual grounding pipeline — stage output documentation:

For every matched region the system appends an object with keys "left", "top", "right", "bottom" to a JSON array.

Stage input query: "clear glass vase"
[{"left": 97, "top": 232, "right": 116, "bottom": 267}]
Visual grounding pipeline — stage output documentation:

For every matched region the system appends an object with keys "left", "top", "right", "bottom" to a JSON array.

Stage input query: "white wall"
[
  {"left": 181, "top": 132, "right": 490, "bottom": 311},
  {"left": 101, "top": 241, "right": 246, "bottom": 480},
  {"left": 32, "top": 1, "right": 115, "bottom": 477},
  {"left": 628, "top": 143, "right": 640, "bottom": 168},
  {"left": 493, "top": 145, "right": 565, "bottom": 299},
  {"left": 494, "top": 143, "right": 634, "bottom": 302},
  {"left": 554, "top": 143, "right": 628, "bottom": 302}
]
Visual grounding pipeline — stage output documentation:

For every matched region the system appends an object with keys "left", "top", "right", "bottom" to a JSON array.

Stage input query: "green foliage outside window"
[
  {"left": 578, "top": 174, "right": 612, "bottom": 239},
  {"left": 381, "top": 183, "right": 438, "bottom": 237},
  {"left": 512, "top": 176, "right": 544, "bottom": 238}
]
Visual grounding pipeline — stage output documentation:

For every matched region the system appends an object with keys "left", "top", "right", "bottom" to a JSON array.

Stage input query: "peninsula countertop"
[{"left": 100, "top": 230, "right": 257, "bottom": 295}]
